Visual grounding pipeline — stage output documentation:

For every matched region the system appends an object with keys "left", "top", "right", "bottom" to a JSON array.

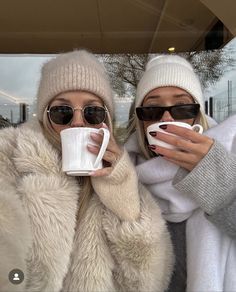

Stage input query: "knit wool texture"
[
  {"left": 37, "top": 50, "right": 114, "bottom": 121},
  {"left": 136, "top": 55, "right": 204, "bottom": 110}
]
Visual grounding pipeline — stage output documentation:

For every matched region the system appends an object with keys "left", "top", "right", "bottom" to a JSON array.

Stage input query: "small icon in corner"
[{"left": 8, "top": 269, "right": 24, "bottom": 284}]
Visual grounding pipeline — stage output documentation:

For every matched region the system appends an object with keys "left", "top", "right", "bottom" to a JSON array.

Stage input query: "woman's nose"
[
  {"left": 160, "top": 110, "right": 175, "bottom": 122},
  {"left": 70, "top": 109, "right": 85, "bottom": 127}
]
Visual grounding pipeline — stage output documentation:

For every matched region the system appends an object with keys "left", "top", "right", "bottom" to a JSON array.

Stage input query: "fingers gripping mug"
[
  {"left": 60, "top": 127, "right": 110, "bottom": 176},
  {"left": 146, "top": 121, "right": 203, "bottom": 150}
]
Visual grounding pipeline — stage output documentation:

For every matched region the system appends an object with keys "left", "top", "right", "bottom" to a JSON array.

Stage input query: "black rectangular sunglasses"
[{"left": 136, "top": 104, "right": 200, "bottom": 121}]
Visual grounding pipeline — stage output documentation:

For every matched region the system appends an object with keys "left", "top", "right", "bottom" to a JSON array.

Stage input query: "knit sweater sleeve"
[
  {"left": 91, "top": 149, "right": 140, "bottom": 221},
  {"left": 173, "top": 141, "right": 236, "bottom": 238}
]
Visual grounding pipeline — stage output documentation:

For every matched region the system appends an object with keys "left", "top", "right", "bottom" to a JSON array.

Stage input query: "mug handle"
[
  {"left": 192, "top": 124, "right": 203, "bottom": 134},
  {"left": 93, "top": 128, "right": 110, "bottom": 168}
]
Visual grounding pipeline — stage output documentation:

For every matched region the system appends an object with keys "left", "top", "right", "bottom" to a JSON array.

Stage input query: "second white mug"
[{"left": 146, "top": 121, "right": 203, "bottom": 150}]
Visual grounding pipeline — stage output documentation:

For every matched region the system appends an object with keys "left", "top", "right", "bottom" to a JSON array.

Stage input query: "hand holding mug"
[
  {"left": 87, "top": 123, "right": 123, "bottom": 177},
  {"left": 146, "top": 121, "right": 214, "bottom": 171}
]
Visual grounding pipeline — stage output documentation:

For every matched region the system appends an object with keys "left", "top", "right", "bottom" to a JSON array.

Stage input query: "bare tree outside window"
[
  {"left": 101, "top": 47, "right": 235, "bottom": 97},
  {"left": 184, "top": 48, "right": 235, "bottom": 89},
  {"left": 100, "top": 54, "right": 148, "bottom": 97}
]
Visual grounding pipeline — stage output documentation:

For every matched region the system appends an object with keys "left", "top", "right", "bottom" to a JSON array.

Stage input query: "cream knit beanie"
[
  {"left": 136, "top": 54, "right": 204, "bottom": 110},
  {"left": 37, "top": 50, "right": 114, "bottom": 121}
]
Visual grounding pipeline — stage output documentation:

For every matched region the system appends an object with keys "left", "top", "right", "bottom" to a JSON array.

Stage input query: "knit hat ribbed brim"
[{"left": 37, "top": 50, "right": 114, "bottom": 121}]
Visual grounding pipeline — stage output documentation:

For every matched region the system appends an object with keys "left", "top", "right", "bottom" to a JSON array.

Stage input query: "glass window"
[
  {"left": 0, "top": 55, "right": 52, "bottom": 127},
  {"left": 204, "top": 37, "right": 236, "bottom": 122}
]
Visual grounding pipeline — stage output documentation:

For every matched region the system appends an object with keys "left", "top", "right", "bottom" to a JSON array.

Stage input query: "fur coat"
[{"left": 0, "top": 122, "right": 173, "bottom": 292}]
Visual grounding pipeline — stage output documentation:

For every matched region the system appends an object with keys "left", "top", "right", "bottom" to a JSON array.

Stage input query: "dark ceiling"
[{"left": 0, "top": 0, "right": 235, "bottom": 54}]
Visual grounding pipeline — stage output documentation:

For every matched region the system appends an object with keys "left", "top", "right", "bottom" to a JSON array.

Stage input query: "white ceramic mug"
[
  {"left": 60, "top": 127, "right": 110, "bottom": 176},
  {"left": 146, "top": 121, "right": 203, "bottom": 150}
]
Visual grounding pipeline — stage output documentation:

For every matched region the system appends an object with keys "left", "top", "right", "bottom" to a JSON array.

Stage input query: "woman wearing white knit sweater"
[
  {"left": 0, "top": 50, "right": 174, "bottom": 292},
  {"left": 126, "top": 54, "right": 236, "bottom": 292}
]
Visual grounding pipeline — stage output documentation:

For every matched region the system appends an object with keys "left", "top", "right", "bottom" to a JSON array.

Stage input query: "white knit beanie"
[
  {"left": 37, "top": 50, "right": 114, "bottom": 121},
  {"left": 136, "top": 55, "right": 204, "bottom": 110}
]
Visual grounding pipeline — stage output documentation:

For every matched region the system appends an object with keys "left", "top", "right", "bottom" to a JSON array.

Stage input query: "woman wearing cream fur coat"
[{"left": 0, "top": 50, "right": 173, "bottom": 292}]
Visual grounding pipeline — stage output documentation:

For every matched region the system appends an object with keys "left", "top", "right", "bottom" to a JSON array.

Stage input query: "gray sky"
[{"left": 0, "top": 54, "right": 53, "bottom": 105}]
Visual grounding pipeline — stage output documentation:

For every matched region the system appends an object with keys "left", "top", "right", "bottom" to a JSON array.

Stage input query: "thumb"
[{"left": 102, "top": 122, "right": 109, "bottom": 129}]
